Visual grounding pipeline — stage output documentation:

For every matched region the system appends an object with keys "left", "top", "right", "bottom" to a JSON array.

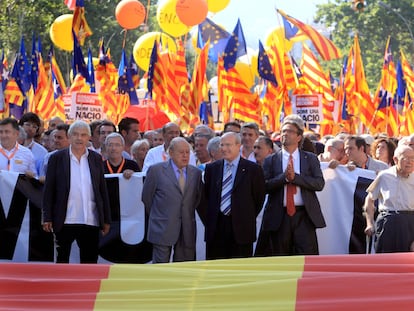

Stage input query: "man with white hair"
[
  {"left": 398, "top": 134, "right": 414, "bottom": 149},
  {"left": 142, "top": 137, "right": 202, "bottom": 263},
  {"left": 364, "top": 145, "right": 414, "bottom": 253},
  {"left": 42, "top": 120, "right": 111, "bottom": 263}
]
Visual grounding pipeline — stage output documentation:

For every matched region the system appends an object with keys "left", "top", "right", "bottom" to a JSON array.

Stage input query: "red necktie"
[{"left": 286, "top": 154, "right": 296, "bottom": 216}]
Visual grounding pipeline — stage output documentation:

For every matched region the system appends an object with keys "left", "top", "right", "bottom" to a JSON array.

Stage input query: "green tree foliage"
[
  {"left": 314, "top": 0, "right": 414, "bottom": 89},
  {"left": 0, "top": 0, "right": 160, "bottom": 84}
]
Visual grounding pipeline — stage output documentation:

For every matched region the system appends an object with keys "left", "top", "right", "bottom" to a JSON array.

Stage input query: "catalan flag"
[
  {"left": 72, "top": 0, "right": 92, "bottom": 46},
  {"left": 277, "top": 9, "right": 341, "bottom": 61},
  {"left": 33, "top": 56, "right": 55, "bottom": 121},
  {"left": 372, "top": 37, "right": 398, "bottom": 135},
  {"left": 345, "top": 35, "right": 374, "bottom": 132},
  {"left": 48, "top": 47, "right": 67, "bottom": 96},
  {"left": 218, "top": 57, "right": 260, "bottom": 124},
  {"left": 174, "top": 39, "right": 189, "bottom": 87},
  {"left": 190, "top": 41, "right": 209, "bottom": 116}
]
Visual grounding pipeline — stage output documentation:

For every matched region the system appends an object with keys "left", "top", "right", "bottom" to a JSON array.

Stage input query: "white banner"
[{"left": 0, "top": 166, "right": 376, "bottom": 263}]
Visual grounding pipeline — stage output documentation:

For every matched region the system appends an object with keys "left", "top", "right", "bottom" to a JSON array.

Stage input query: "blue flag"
[
  {"left": 87, "top": 48, "right": 96, "bottom": 93},
  {"left": 197, "top": 18, "right": 231, "bottom": 63},
  {"left": 281, "top": 15, "right": 299, "bottom": 40},
  {"left": 118, "top": 49, "right": 139, "bottom": 105},
  {"left": 223, "top": 19, "right": 247, "bottom": 70},
  {"left": 72, "top": 30, "right": 89, "bottom": 80},
  {"left": 257, "top": 40, "right": 277, "bottom": 86},
  {"left": 30, "top": 33, "right": 39, "bottom": 92}
]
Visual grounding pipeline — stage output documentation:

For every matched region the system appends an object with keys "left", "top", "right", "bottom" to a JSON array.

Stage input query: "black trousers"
[
  {"left": 206, "top": 213, "right": 253, "bottom": 260},
  {"left": 256, "top": 206, "right": 319, "bottom": 256},
  {"left": 54, "top": 224, "right": 100, "bottom": 263}
]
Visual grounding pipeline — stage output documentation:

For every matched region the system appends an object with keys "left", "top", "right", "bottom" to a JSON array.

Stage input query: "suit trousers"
[
  {"left": 206, "top": 213, "right": 253, "bottom": 260},
  {"left": 152, "top": 226, "right": 195, "bottom": 263},
  {"left": 54, "top": 224, "right": 99, "bottom": 263},
  {"left": 261, "top": 207, "right": 319, "bottom": 256}
]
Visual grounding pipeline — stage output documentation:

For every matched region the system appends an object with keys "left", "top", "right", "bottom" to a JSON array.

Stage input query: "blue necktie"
[{"left": 220, "top": 163, "right": 233, "bottom": 215}]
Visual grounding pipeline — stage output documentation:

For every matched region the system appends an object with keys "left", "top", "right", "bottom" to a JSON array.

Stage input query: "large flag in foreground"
[{"left": 2, "top": 253, "right": 414, "bottom": 310}]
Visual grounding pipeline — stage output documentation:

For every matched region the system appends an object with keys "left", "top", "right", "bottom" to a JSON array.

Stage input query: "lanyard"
[
  {"left": 106, "top": 158, "right": 126, "bottom": 174},
  {"left": 0, "top": 143, "right": 19, "bottom": 171}
]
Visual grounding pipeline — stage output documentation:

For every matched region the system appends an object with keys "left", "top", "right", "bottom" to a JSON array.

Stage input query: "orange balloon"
[
  {"left": 115, "top": 0, "right": 146, "bottom": 30},
  {"left": 176, "top": 0, "right": 208, "bottom": 27}
]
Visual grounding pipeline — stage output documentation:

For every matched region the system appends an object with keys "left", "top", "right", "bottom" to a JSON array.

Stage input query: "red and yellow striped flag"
[
  {"left": 190, "top": 42, "right": 209, "bottom": 116},
  {"left": 278, "top": 9, "right": 341, "bottom": 61},
  {"left": 4, "top": 254, "right": 414, "bottom": 310},
  {"left": 72, "top": 0, "right": 92, "bottom": 45},
  {"left": 4, "top": 79, "right": 24, "bottom": 106},
  {"left": 346, "top": 35, "right": 374, "bottom": 131}
]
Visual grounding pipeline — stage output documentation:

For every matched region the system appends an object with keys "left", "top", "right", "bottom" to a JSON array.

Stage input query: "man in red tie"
[{"left": 255, "top": 114, "right": 325, "bottom": 256}]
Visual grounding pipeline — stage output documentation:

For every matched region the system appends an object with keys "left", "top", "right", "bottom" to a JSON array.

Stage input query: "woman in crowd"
[
  {"left": 371, "top": 137, "right": 396, "bottom": 166},
  {"left": 131, "top": 139, "right": 150, "bottom": 172}
]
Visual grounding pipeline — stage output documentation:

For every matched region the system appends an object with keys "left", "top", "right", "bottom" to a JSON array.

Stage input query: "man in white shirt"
[
  {"left": 142, "top": 122, "right": 196, "bottom": 172},
  {"left": 42, "top": 120, "right": 111, "bottom": 263},
  {"left": 240, "top": 122, "right": 259, "bottom": 163},
  {"left": 364, "top": 145, "right": 414, "bottom": 253},
  {"left": 18, "top": 112, "right": 48, "bottom": 176},
  {"left": 0, "top": 118, "right": 36, "bottom": 176}
]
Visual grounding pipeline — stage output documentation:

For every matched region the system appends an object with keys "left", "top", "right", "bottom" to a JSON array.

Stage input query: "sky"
[{"left": 211, "top": 0, "right": 329, "bottom": 48}]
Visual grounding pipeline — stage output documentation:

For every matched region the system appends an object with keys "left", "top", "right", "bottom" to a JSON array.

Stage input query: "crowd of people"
[{"left": 0, "top": 112, "right": 413, "bottom": 264}]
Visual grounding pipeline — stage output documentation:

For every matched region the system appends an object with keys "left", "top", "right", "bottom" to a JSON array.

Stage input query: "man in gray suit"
[{"left": 142, "top": 137, "right": 203, "bottom": 263}]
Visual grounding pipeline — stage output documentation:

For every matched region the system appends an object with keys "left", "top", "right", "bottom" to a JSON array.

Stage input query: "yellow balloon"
[
  {"left": 157, "top": 0, "right": 190, "bottom": 38},
  {"left": 50, "top": 14, "right": 73, "bottom": 52},
  {"left": 264, "top": 27, "right": 293, "bottom": 52},
  {"left": 207, "top": 0, "right": 230, "bottom": 13},
  {"left": 234, "top": 62, "right": 255, "bottom": 88},
  {"left": 133, "top": 32, "right": 177, "bottom": 71}
]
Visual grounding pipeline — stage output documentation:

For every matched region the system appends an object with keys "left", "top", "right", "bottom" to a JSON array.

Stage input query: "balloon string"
[
  {"left": 145, "top": 0, "right": 151, "bottom": 30},
  {"left": 122, "top": 29, "right": 127, "bottom": 49}
]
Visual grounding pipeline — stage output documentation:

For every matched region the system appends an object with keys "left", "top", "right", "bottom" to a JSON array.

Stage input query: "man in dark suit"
[
  {"left": 42, "top": 120, "right": 111, "bottom": 263},
  {"left": 256, "top": 114, "right": 325, "bottom": 256},
  {"left": 142, "top": 137, "right": 202, "bottom": 263},
  {"left": 202, "top": 132, "right": 265, "bottom": 260}
]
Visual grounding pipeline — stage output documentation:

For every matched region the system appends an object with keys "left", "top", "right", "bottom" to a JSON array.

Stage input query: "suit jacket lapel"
[
  {"left": 63, "top": 149, "right": 70, "bottom": 191},
  {"left": 299, "top": 150, "right": 308, "bottom": 173},
  {"left": 165, "top": 161, "right": 180, "bottom": 192},
  {"left": 233, "top": 159, "right": 246, "bottom": 190},
  {"left": 87, "top": 152, "right": 98, "bottom": 195}
]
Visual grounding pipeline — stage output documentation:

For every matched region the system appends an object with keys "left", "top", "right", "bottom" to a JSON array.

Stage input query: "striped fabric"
[
  {"left": 220, "top": 163, "right": 233, "bottom": 215},
  {"left": 72, "top": 0, "right": 92, "bottom": 45},
  {"left": 3, "top": 254, "right": 414, "bottom": 310},
  {"left": 278, "top": 9, "right": 341, "bottom": 61},
  {"left": 345, "top": 35, "right": 374, "bottom": 131}
]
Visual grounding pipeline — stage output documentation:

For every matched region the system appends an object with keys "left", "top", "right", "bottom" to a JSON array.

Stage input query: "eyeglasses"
[
  {"left": 220, "top": 143, "right": 236, "bottom": 148},
  {"left": 23, "top": 122, "right": 39, "bottom": 130},
  {"left": 281, "top": 129, "right": 298, "bottom": 135},
  {"left": 106, "top": 143, "right": 123, "bottom": 148},
  {"left": 332, "top": 146, "right": 345, "bottom": 153}
]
